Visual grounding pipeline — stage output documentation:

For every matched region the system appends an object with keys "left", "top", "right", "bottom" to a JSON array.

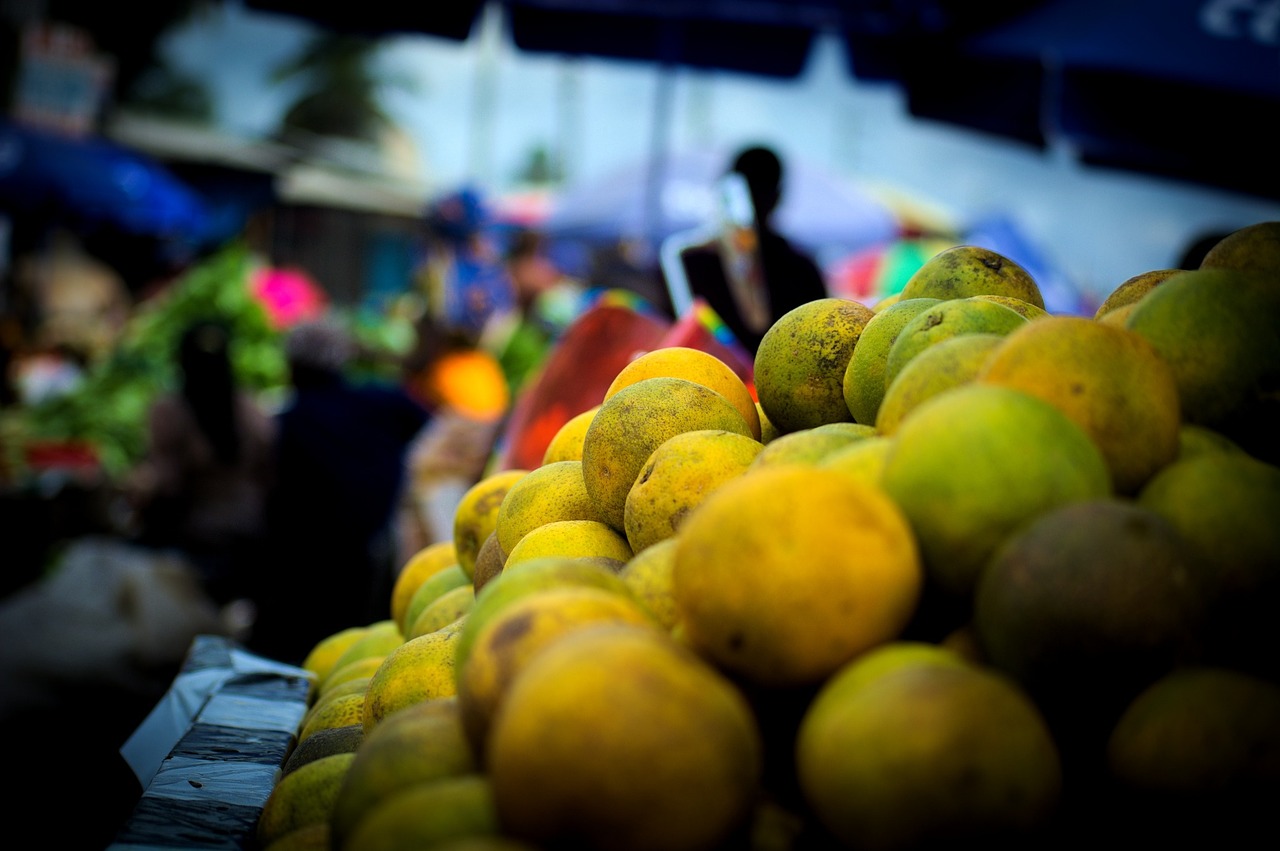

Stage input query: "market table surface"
[{"left": 108, "top": 635, "right": 311, "bottom": 850}]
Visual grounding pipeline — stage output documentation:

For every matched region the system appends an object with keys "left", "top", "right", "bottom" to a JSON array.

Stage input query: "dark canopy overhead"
[{"left": 229, "top": 1, "right": 1280, "bottom": 200}]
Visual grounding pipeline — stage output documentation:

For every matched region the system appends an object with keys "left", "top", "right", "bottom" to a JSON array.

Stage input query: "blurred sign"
[{"left": 12, "top": 22, "right": 115, "bottom": 137}]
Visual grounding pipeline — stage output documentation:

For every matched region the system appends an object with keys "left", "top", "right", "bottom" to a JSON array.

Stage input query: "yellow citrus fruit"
[
  {"left": 618, "top": 536, "right": 680, "bottom": 631},
  {"left": 298, "top": 692, "right": 366, "bottom": 744},
  {"left": 1198, "top": 219, "right": 1280, "bottom": 276},
  {"left": 362, "top": 622, "right": 464, "bottom": 733},
  {"left": 401, "top": 563, "right": 469, "bottom": 639},
  {"left": 540, "top": 405, "right": 600, "bottom": 465},
  {"left": 318, "top": 656, "right": 387, "bottom": 701},
  {"left": 899, "top": 243, "right": 1046, "bottom": 308},
  {"left": 754, "top": 297, "right": 877, "bottom": 434},
  {"left": 1137, "top": 452, "right": 1280, "bottom": 680},
  {"left": 747, "top": 422, "right": 877, "bottom": 471},
  {"left": 502, "top": 518, "right": 633, "bottom": 570},
  {"left": 302, "top": 677, "right": 370, "bottom": 733},
  {"left": 319, "top": 620, "right": 403, "bottom": 695},
  {"left": 256, "top": 751, "right": 356, "bottom": 848},
  {"left": 457, "top": 586, "right": 659, "bottom": 758},
  {"left": 330, "top": 697, "right": 473, "bottom": 847},
  {"left": 261, "top": 822, "right": 331, "bottom": 851},
  {"left": 339, "top": 773, "right": 499, "bottom": 851},
  {"left": 875, "top": 332, "right": 1004, "bottom": 435},
  {"left": 972, "top": 499, "right": 1208, "bottom": 751},
  {"left": 390, "top": 542, "right": 458, "bottom": 635},
  {"left": 978, "top": 315, "right": 1182, "bottom": 494},
  {"left": 407, "top": 584, "right": 474, "bottom": 640},
  {"left": 842, "top": 296, "right": 942, "bottom": 426},
  {"left": 819, "top": 434, "right": 895, "bottom": 485},
  {"left": 1123, "top": 267, "right": 1280, "bottom": 435},
  {"left": 880, "top": 384, "right": 1112, "bottom": 601},
  {"left": 1106, "top": 665, "right": 1280, "bottom": 844},
  {"left": 453, "top": 470, "right": 528, "bottom": 580},
  {"left": 301, "top": 625, "right": 369, "bottom": 686},
  {"left": 581, "top": 376, "right": 753, "bottom": 531},
  {"left": 883, "top": 296, "right": 1027, "bottom": 391},
  {"left": 1093, "top": 268, "right": 1182, "bottom": 320},
  {"left": 969, "top": 293, "right": 1050, "bottom": 320},
  {"left": 604, "top": 346, "right": 762, "bottom": 440},
  {"left": 470, "top": 531, "right": 505, "bottom": 595},
  {"left": 493, "top": 460, "right": 604, "bottom": 555},
  {"left": 282, "top": 723, "right": 364, "bottom": 777},
  {"left": 1175, "top": 423, "right": 1246, "bottom": 459},
  {"left": 453, "top": 556, "right": 637, "bottom": 680},
  {"left": 623, "top": 428, "right": 763, "bottom": 553},
  {"left": 488, "top": 623, "right": 763, "bottom": 851},
  {"left": 755, "top": 401, "right": 779, "bottom": 443},
  {"left": 795, "top": 645, "right": 1061, "bottom": 850},
  {"left": 673, "top": 465, "right": 922, "bottom": 687}
]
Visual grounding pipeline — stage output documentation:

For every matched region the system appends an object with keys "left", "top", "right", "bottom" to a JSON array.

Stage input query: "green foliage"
[{"left": 18, "top": 243, "right": 288, "bottom": 477}]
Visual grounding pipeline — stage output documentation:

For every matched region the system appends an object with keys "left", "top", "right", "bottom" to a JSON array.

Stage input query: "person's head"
[
  {"left": 730, "top": 145, "right": 784, "bottom": 222},
  {"left": 284, "top": 318, "right": 355, "bottom": 388},
  {"left": 177, "top": 318, "right": 239, "bottom": 462}
]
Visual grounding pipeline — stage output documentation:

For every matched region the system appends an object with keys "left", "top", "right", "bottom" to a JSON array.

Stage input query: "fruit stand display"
[{"left": 108, "top": 223, "right": 1280, "bottom": 850}]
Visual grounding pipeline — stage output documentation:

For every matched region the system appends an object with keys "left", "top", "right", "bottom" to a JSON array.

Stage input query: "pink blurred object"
[{"left": 250, "top": 266, "right": 329, "bottom": 329}]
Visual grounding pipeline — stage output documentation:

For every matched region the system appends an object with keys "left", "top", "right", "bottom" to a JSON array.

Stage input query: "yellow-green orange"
[
  {"left": 1198, "top": 220, "right": 1280, "bottom": 276},
  {"left": 876, "top": 332, "right": 1003, "bottom": 435},
  {"left": 362, "top": 623, "right": 463, "bottom": 732},
  {"left": 970, "top": 293, "right": 1050, "bottom": 320},
  {"left": 604, "top": 346, "right": 761, "bottom": 440},
  {"left": 1123, "top": 268, "right": 1280, "bottom": 432},
  {"left": 471, "top": 531, "right": 505, "bottom": 594},
  {"left": 502, "top": 518, "right": 633, "bottom": 570},
  {"left": 754, "top": 297, "right": 876, "bottom": 434},
  {"left": 457, "top": 586, "right": 659, "bottom": 757},
  {"left": 301, "top": 626, "right": 369, "bottom": 686},
  {"left": 1094, "top": 269, "right": 1182, "bottom": 320},
  {"left": 256, "top": 752, "right": 356, "bottom": 848},
  {"left": 541, "top": 406, "right": 599, "bottom": 464},
  {"left": 883, "top": 296, "right": 1027, "bottom": 391},
  {"left": 318, "top": 656, "right": 386, "bottom": 701},
  {"left": 339, "top": 774, "right": 499, "bottom": 851},
  {"left": 618, "top": 536, "right": 680, "bottom": 631},
  {"left": 1107, "top": 665, "right": 1280, "bottom": 832},
  {"left": 899, "top": 244, "right": 1045, "bottom": 308},
  {"left": 283, "top": 724, "right": 364, "bottom": 777},
  {"left": 453, "top": 470, "right": 528, "bottom": 580},
  {"left": 819, "top": 435, "right": 895, "bottom": 485},
  {"left": 843, "top": 297, "right": 942, "bottom": 425},
  {"left": 493, "top": 460, "right": 604, "bottom": 555},
  {"left": 1137, "top": 452, "right": 1280, "bottom": 679},
  {"left": 331, "top": 697, "right": 474, "bottom": 846},
  {"left": 391, "top": 543, "right": 457, "bottom": 636},
  {"left": 581, "top": 376, "right": 753, "bottom": 531},
  {"left": 488, "top": 624, "right": 762, "bottom": 851},
  {"left": 973, "top": 499, "right": 1207, "bottom": 734},
  {"left": 407, "top": 584, "right": 474, "bottom": 639},
  {"left": 747, "top": 422, "right": 877, "bottom": 470},
  {"left": 880, "top": 384, "right": 1112, "bottom": 598},
  {"left": 454, "top": 556, "right": 638, "bottom": 680},
  {"left": 401, "top": 563, "right": 469, "bottom": 639},
  {"left": 624, "top": 428, "right": 762, "bottom": 553},
  {"left": 673, "top": 465, "right": 922, "bottom": 687},
  {"left": 795, "top": 648, "right": 1061, "bottom": 850},
  {"left": 299, "top": 693, "right": 365, "bottom": 744},
  {"left": 261, "top": 822, "right": 330, "bottom": 851},
  {"left": 978, "top": 316, "right": 1181, "bottom": 494}
]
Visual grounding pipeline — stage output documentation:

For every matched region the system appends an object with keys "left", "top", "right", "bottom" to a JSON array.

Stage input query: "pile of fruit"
[{"left": 253, "top": 222, "right": 1280, "bottom": 851}]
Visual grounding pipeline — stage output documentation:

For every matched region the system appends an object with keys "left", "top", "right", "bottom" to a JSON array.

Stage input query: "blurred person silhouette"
[
  {"left": 421, "top": 187, "right": 516, "bottom": 338},
  {"left": 247, "top": 317, "right": 431, "bottom": 665},
  {"left": 675, "top": 145, "right": 828, "bottom": 355},
  {"left": 482, "top": 228, "right": 587, "bottom": 401},
  {"left": 126, "top": 318, "right": 276, "bottom": 612}
]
